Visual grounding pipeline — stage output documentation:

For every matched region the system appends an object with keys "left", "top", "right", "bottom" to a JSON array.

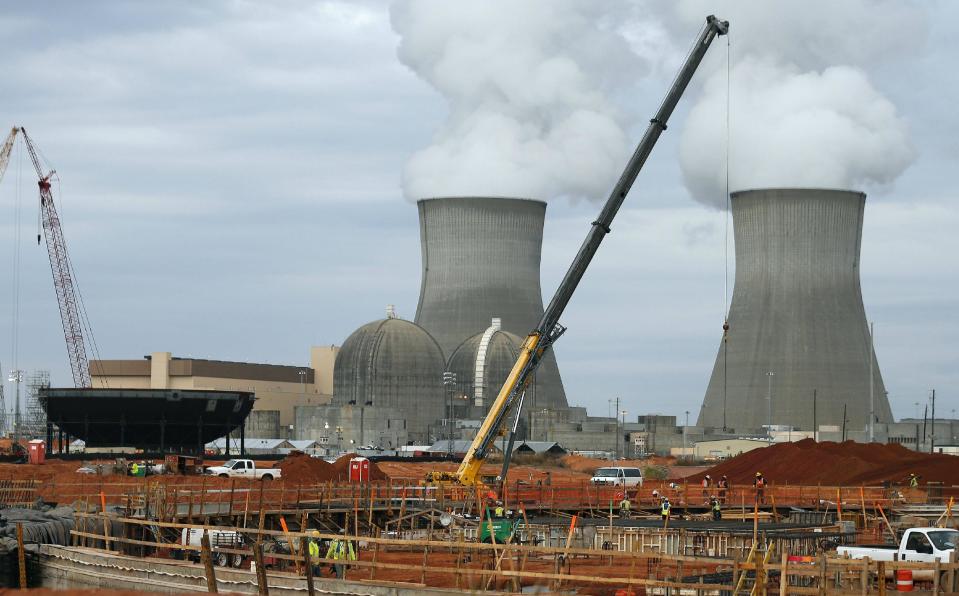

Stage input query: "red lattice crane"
[{"left": 18, "top": 127, "right": 92, "bottom": 388}]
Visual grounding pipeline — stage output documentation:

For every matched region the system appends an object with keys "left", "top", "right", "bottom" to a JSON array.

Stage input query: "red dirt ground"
[{"left": 692, "top": 438, "right": 959, "bottom": 486}]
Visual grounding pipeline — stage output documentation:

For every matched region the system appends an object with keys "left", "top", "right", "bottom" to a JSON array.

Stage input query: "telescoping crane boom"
[{"left": 434, "top": 15, "right": 729, "bottom": 487}]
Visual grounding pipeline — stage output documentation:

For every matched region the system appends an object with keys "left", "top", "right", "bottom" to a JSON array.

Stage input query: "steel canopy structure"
[{"left": 41, "top": 388, "right": 255, "bottom": 452}]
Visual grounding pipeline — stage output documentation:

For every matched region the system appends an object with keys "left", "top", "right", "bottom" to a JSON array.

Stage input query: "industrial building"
[
  {"left": 414, "top": 197, "right": 568, "bottom": 411},
  {"left": 326, "top": 196, "right": 572, "bottom": 446},
  {"left": 89, "top": 349, "right": 337, "bottom": 438},
  {"left": 699, "top": 188, "right": 893, "bottom": 434}
]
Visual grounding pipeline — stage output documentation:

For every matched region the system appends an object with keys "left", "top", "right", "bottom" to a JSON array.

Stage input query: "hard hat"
[
  {"left": 756, "top": 472, "right": 762, "bottom": 476},
  {"left": 311, "top": 530, "right": 320, "bottom": 538},
  {"left": 705, "top": 475, "right": 711, "bottom": 479}
]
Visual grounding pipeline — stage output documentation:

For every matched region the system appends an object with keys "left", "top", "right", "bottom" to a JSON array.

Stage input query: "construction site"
[{"left": 0, "top": 5, "right": 956, "bottom": 596}]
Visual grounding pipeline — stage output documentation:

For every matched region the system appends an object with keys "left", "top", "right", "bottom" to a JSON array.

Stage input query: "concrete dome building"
[
  {"left": 332, "top": 308, "right": 446, "bottom": 439},
  {"left": 445, "top": 318, "right": 538, "bottom": 411}
]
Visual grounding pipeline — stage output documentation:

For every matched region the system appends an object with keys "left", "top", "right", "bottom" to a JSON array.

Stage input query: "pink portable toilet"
[
  {"left": 28, "top": 439, "right": 46, "bottom": 465},
  {"left": 349, "top": 457, "right": 370, "bottom": 482}
]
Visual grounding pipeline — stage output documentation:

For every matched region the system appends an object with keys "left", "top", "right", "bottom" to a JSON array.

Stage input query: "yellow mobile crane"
[{"left": 430, "top": 15, "right": 729, "bottom": 488}]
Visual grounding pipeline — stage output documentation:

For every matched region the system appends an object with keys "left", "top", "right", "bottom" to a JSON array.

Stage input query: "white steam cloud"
[
  {"left": 674, "top": 0, "right": 924, "bottom": 207},
  {"left": 390, "top": 1, "right": 645, "bottom": 202}
]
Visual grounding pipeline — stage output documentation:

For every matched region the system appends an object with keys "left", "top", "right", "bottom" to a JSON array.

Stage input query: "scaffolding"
[{"left": 22, "top": 370, "right": 50, "bottom": 439}]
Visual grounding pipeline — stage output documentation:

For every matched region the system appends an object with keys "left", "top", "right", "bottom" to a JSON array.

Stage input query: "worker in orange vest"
[{"left": 754, "top": 472, "right": 766, "bottom": 504}]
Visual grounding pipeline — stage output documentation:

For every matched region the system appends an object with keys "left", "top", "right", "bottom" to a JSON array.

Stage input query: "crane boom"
[
  {"left": 0, "top": 128, "right": 19, "bottom": 186},
  {"left": 446, "top": 15, "right": 729, "bottom": 486},
  {"left": 19, "top": 128, "right": 92, "bottom": 388}
]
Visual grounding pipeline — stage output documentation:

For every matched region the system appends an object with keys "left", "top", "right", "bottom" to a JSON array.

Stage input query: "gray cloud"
[{"left": 0, "top": 1, "right": 954, "bottom": 423}]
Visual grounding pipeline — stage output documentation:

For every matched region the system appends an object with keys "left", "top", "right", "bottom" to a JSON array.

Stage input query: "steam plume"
[
  {"left": 390, "top": 0, "right": 645, "bottom": 202},
  {"left": 674, "top": 0, "right": 924, "bottom": 207}
]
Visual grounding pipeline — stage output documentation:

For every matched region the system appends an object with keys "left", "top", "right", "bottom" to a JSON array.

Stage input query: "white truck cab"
[
  {"left": 205, "top": 458, "right": 281, "bottom": 480},
  {"left": 838, "top": 528, "right": 958, "bottom": 563},
  {"left": 590, "top": 467, "right": 644, "bottom": 487}
]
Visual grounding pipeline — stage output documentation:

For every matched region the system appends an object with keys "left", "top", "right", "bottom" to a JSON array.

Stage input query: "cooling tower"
[
  {"left": 415, "top": 197, "right": 568, "bottom": 411},
  {"left": 698, "top": 188, "right": 892, "bottom": 433}
]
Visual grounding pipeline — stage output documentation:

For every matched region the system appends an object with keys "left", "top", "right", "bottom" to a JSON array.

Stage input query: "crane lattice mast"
[{"left": 19, "top": 128, "right": 92, "bottom": 388}]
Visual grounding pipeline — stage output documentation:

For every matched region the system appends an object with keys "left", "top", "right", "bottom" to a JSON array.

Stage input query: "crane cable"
[
  {"left": 10, "top": 137, "right": 23, "bottom": 432},
  {"left": 52, "top": 174, "right": 109, "bottom": 388},
  {"left": 721, "top": 33, "right": 731, "bottom": 432}
]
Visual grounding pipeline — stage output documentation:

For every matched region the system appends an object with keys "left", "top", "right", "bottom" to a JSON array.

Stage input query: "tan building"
[
  {"left": 690, "top": 438, "right": 770, "bottom": 460},
  {"left": 90, "top": 348, "right": 337, "bottom": 438}
]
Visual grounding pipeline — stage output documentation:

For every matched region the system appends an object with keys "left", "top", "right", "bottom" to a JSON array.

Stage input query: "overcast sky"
[{"left": 0, "top": 1, "right": 955, "bottom": 425}]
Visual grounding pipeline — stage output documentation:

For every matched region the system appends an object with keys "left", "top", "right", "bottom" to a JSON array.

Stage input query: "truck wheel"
[
  {"left": 219, "top": 473, "right": 229, "bottom": 478},
  {"left": 261, "top": 474, "right": 273, "bottom": 481},
  {"left": 214, "top": 552, "right": 229, "bottom": 567},
  {"left": 231, "top": 554, "right": 244, "bottom": 568}
]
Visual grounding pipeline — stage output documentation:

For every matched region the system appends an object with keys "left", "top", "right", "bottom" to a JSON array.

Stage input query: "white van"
[{"left": 591, "top": 467, "right": 644, "bottom": 487}]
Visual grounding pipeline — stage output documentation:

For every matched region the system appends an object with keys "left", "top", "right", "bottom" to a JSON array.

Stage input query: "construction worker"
[
  {"left": 619, "top": 494, "right": 631, "bottom": 518},
  {"left": 130, "top": 462, "right": 139, "bottom": 476},
  {"left": 711, "top": 496, "right": 722, "bottom": 521},
  {"left": 494, "top": 501, "right": 505, "bottom": 518},
  {"left": 754, "top": 472, "right": 766, "bottom": 504},
  {"left": 325, "top": 529, "right": 356, "bottom": 579},
  {"left": 909, "top": 473, "right": 920, "bottom": 488},
  {"left": 660, "top": 497, "right": 671, "bottom": 522},
  {"left": 701, "top": 475, "right": 711, "bottom": 501},
  {"left": 717, "top": 475, "right": 729, "bottom": 504},
  {"left": 308, "top": 530, "right": 322, "bottom": 576}
]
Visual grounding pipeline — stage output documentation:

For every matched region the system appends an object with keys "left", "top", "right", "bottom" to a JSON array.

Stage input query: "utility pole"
[
  {"left": 442, "top": 372, "right": 456, "bottom": 458},
  {"left": 615, "top": 397, "right": 621, "bottom": 458},
  {"left": 869, "top": 322, "right": 875, "bottom": 442},
  {"left": 812, "top": 389, "right": 818, "bottom": 442},
  {"left": 765, "top": 371, "right": 775, "bottom": 437},
  {"left": 930, "top": 389, "right": 936, "bottom": 454},
  {"left": 616, "top": 410, "right": 629, "bottom": 459},
  {"left": 842, "top": 404, "right": 848, "bottom": 441},
  {"left": 683, "top": 410, "right": 689, "bottom": 461}
]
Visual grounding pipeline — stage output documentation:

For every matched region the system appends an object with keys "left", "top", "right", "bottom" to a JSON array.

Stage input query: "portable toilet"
[
  {"left": 28, "top": 439, "right": 46, "bottom": 465},
  {"left": 349, "top": 457, "right": 370, "bottom": 482}
]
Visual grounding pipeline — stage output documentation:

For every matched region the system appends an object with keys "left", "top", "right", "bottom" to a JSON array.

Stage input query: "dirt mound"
[
  {"left": 277, "top": 452, "right": 337, "bottom": 482},
  {"left": 695, "top": 439, "right": 959, "bottom": 485},
  {"left": 277, "top": 452, "right": 386, "bottom": 483}
]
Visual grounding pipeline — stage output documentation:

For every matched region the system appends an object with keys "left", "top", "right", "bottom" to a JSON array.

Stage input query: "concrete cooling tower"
[
  {"left": 414, "top": 197, "right": 568, "bottom": 411},
  {"left": 698, "top": 188, "right": 892, "bottom": 433}
]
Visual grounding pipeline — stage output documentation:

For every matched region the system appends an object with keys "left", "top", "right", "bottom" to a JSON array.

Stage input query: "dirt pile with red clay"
[
  {"left": 277, "top": 452, "right": 386, "bottom": 483},
  {"left": 694, "top": 439, "right": 959, "bottom": 485}
]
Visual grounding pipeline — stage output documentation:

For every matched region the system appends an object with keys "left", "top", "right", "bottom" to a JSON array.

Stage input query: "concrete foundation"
[{"left": 38, "top": 545, "right": 485, "bottom": 596}]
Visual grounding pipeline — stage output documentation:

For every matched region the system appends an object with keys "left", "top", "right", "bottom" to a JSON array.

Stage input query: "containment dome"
[
  {"left": 446, "top": 318, "right": 535, "bottom": 411},
  {"left": 333, "top": 310, "right": 446, "bottom": 440}
]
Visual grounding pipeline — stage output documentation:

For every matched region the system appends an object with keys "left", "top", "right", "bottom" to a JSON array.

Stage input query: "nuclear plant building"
[
  {"left": 414, "top": 197, "right": 568, "bottom": 412},
  {"left": 699, "top": 188, "right": 893, "bottom": 433},
  {"left": 318, "top": 197, "right": 570, "bottom": 445}
]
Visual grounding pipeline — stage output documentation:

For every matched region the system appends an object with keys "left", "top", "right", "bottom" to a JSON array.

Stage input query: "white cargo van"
[{"left": 591, "top": 467, "right": 643, "bottom": 487}]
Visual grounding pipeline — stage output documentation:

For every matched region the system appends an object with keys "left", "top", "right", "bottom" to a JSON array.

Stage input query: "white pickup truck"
[
  {"left": 837, "top": 528, "right": 958, "bottom": 563},
  {"left": 206, "top": 458, "right": 281, "bottom": 480}
]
